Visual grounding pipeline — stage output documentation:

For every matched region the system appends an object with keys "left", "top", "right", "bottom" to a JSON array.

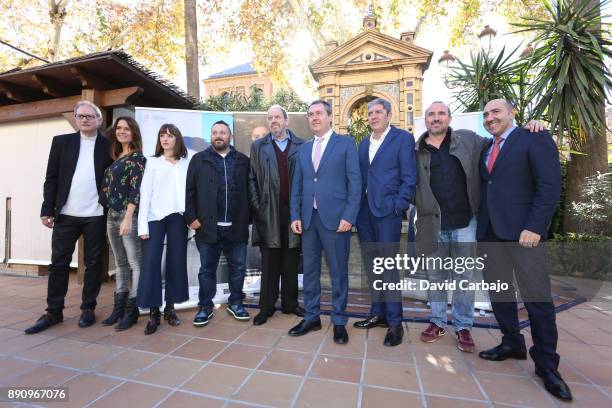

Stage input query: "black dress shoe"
[
  {"left": 25, "top": 313, "right": 63, "bottom": 334},
  {"left": 353, "top": 315, "right": 389, "bottom": 329},
  {"left": 78, "top": 309, "right": 95, "bottom": 328},
  {"left": 536, "top": 368, "right": 573, "bottom": 401},
  {"left": 282, "top": 306, "right": 305, "bottom": 317},
  {"left": 288, "top": 319, "right": 322, "bottom": 336},
  {"left": 253, "top": 312, "right": 270, "bottom": 326},
  {"left": 333, "top": 325, "right": 349, "bottom": 344},
  {"left": 383, "top": 325, "right": 404, "bottom": 347},
  {"left": 479, "top": 344, "right": 527, "bottom": 361}
]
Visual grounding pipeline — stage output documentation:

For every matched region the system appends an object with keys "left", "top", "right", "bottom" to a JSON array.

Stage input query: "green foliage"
[
  {"left": 347, "top": 117, "right": 371, "bottom": 146},
  {"left": 569, "top": 171, "right": 612, "bottom": 235},
  {"left": 198, "top": 86, "right": 307, "bottom": 112},
  {"left": 513, "top": 0, "right": 612, "bottom": 146}
]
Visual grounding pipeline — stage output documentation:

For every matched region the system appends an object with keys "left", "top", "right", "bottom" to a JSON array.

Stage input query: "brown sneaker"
[
  {"left": 456, "top": 329, "right": 475, "bottom": 353},
  {"left": 420, "top": 323, "right": 446, "bottom": 343}
]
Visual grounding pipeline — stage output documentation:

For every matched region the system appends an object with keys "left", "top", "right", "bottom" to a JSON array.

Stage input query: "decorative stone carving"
[{"left": 340, "top": 86, "right": 365, "bottom": 106}]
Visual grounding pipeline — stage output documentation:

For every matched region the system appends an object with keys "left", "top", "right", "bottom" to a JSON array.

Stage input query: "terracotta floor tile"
[
  {"left": 0, "top": 328, "right": 21, "bottom": 341},
  {"left": 0, "top": 333, "right": 53, "bottom": 355},
  {"left": 157, "top": 391, "right": 224, "bottom": 408},
  {"left": 411, "top": 342, "right": 468, "bottom": 372},
  {"left": 235, "top": 371, "right": 301, "bottom": 406},
  {"left": 309, "top": 355, "right": 362, "bottom": 383},
  {"left": 568, "top": 360, "right": 612, "bottom": 387},
  {"left": 419, "top": 366, "right": 485, "bottom": 400},
  {"left": 476, "top": 372, "right": 557, "bottom": 407},
  {"left": 51, "top": 374, "right": 121, "bottom": 408},
  {"left": 236, "top": 327, "right": 283, "bottom": 347},
  {"left": 258, "top": 349, "right": 314, "bottom": 376},
  {"left": 213, "top": 344, "right": 269, "bottom": 369},
  {"left": 295, "top": 378, "right": 358, "bottom": 408},
  {"left": 320, "top": 332, "right": 366, "bottom": 358},
  {"left": 95, "top": 350, "right": 161, "bottom": 378},
  {"left": 132, "top": 332, "right": 190, "bottom": 354},
  {"left": 276, "top": 332, "right": 326, "bottom": 353},
  {"left": 171, "top": 337, "right": 229, "bottom": 361},
  {"left": 59, "top": 323, "right": 114, "bottom": 342},
  {"left": 134, "top": 356, "right": 203, "bottom": 387},
  {"left": 0, "top": 358, "right": 40, "bottom": 383},
  {"left": 563, "top": 383, "right": 612, "bottom": 407},
  {"left": 17, "top": 338, "right": 88, "bottom": 362},
  {"left": 462, "top": 352, "right": 525, "bottom": 375},
  {"left": 426, "top": 395, "right": 489, "bottom": 408},
  {"left": 195, "top": 322, "right": 249, "bottom": 342},
  {"left": 366, "top": 339, "right": 413, "bottom": 363},
  {"left": 363, "top": 359, "right": 419, "bottom": 391},
  {"left": 517, "top": 358, "right": 591, "bottom": 384},
  {"left": 89, "top": 381, "right": 169, "bottom": 408},
  {"left": 97, "top": 330, "right": 147, "bottom": 348},
  {"left": 361, "top": 386, "right": 422, "bottom": 408},
  {"left": 181, "top": 362, "right": 251, "bottom": 398},
  {"left": 5, "top": 365, "right": 78, "bottom": 387},
  {"left": 51, "top": 343, "right": 123, "bottom": 370}
]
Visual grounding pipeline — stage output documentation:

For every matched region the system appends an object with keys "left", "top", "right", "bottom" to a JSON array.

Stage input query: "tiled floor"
[{"left": 0, "top": 274, "right": 610, "bottom": 407}]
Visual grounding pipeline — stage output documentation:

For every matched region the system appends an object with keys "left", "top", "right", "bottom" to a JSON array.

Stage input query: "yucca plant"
[{"left": 514, "top": 0, "right": 611, "bottom": 232}]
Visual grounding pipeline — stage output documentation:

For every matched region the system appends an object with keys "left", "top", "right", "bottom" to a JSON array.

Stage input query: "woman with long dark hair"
[
  {"left": 137, "top": 124, "right": 190, "bottom": 335},
  {"left": 100, "top": 116, "right": 146, "bottom": 331}
]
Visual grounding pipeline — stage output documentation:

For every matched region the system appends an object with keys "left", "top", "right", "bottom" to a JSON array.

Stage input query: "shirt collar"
[
  {"left": 272, "top": 129, "right": 291, "bottom": 142},
  {"left": 498, "top": 125, "right": 516, "bottom": 141},
  {"left": 314, "top": 128, "right": 333, "bottom": 142},
  {"left": 370, "top": 125, "right": 391, "bottom": 143}
]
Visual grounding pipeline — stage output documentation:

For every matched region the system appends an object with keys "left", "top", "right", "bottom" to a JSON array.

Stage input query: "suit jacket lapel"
[
  {"left": 66, "top": 132, "right": 80, "bottom": 180},
  {"left": 316, "top": 132, "right": 338, "bottom": 173},
  {"left": 490, "top": 127, "right": 520, "bottom": 175},
  {"left": 304, "top": 139, "right": 315, "bottom": 174},
  {"left": 370, "top": 126, "right": 395, "bottom": 166}
]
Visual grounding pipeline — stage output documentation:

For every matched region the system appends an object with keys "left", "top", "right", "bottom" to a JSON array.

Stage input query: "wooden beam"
[
  {"left": 70, "top": 67, "right": 112, "bottom": 89},
  {"left": 31, "top": 74, "right": 65, "bottom": 97},
  {"left": 0, "top": 81, "right": 35, "bottom": 103},
  {"left": 0, "top": 86, "right": 144, "bottom": 123}
]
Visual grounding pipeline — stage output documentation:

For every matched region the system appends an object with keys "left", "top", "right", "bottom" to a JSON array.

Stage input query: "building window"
[
  {"left": 407, "top": 111, "right": 414, "bottom": 125},
  {"left": 327, "top": 87, "right": 333, "bottom": 94},
  {"left": 236, "top": 86, "right": 246, "bottom": 95},
  {"left": 326, "top": 99, "right": 333, "bottom": 112},
  {"left": 406, "top": 93, "right": 414, "bottom": 105},
  {"left": 406, "top": 81, "right": 413, "bottom": 87}
]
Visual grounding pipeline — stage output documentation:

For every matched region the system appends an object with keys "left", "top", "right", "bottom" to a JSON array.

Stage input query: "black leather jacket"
[{"left": 248, "top": 130, "right": 305, "bottom": 248}]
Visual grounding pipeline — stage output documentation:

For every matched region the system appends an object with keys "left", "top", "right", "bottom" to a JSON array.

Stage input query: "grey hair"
[
  {"left": 367, "top": 98, "right": 392, "bottom": 114},
  {"left": 308, "top": 99, "right": 332, "bottom": 116},
  {"left": 268, "top": 104, "right": 288, "bottom": 119},
  {"left": 425, "top": 101, "right": 451, "bottom": 117},
  {"left": 74, "top": 100, "right": 102, "bottom": 118}
]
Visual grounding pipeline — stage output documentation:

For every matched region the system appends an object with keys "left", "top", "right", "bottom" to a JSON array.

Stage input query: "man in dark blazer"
[
  {"left": 26, "top": 101, "right": 112, "bottom": 334},
  {"left": 477, "top": 99, "right": 572, "bottom": 401},
  {"left": 353, "top": 98, "right": 416, "bottom": 347},
  {"left": 289, "top": 100, "right": 361, "bottom": 344},
  {"left": 249, "top": 105, "right": 305, "bottom": 326}
]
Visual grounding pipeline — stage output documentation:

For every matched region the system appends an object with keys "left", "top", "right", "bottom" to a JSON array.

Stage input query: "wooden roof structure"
[{"left": 0, "top": 50, "right": 197, "bottom": 123}]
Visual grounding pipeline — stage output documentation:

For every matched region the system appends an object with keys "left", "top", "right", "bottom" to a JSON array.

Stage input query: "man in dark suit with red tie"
[{"left": 477, "top": 99, "right": 572, "bottom": 401}]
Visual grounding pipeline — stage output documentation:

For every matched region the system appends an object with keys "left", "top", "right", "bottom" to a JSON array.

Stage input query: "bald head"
[
  {"left": 483, "top": 99, "right": 515, "bottom": 137},
  {"left": 267, "top": 105, "right": 289, "bottom": 138}
]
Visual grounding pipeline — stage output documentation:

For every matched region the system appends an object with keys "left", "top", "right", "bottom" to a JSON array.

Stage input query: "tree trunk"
[
  {"left": 47, "top": 0, "right": 69, "bottom": 61},
  {"left": 184, "top": 0, "right": 200, "bottom": 100},
  {"left": 563, "top": 0, "right": 608, "bottom": 233}
]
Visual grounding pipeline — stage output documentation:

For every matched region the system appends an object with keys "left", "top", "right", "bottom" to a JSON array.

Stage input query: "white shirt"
[
  {"left": 311, "top": 128, "right": 333, "bottom": 163},
  {"left": 368, "top": 125, "right": 391, "bottom": 163},
  {"left": 138, "top": 155, "right": 190, "bottom": 236},
  {"left": 61, "top": 133, "right": 104, "bottom": 217}
]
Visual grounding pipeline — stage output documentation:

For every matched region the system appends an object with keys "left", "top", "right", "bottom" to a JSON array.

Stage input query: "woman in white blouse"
[{"left": 137, "top": 124, "right": 190, "bottom": 335}]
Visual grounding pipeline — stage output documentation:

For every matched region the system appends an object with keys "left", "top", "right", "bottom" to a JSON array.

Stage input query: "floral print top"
[{"left": 100, "top": 151, "right": 146, "bottom": 213}]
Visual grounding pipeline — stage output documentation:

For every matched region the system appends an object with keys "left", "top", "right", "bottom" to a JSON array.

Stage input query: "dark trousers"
[
  {"left": 302, "top": 210, "right": 350, "bottom": 326},
  {"left": 356, "top": 201, "right": 403, "bottom": 326},
  {"left": 47, "top": 214, "right": 106, "bottom": 314},
  {"left": 259, "top": 203, "right": 299, "bottom": 315},
  {"left": 137, "top": 213, "right": 189, "bottom": 308},
  {"left": 482, "top": 226, "right": 560, "bottom": 371},
  {"left": 196, "top": 226, "right": 247, "bottom": 309}
]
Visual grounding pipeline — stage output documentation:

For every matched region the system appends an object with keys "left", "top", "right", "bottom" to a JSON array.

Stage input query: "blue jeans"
[
  {"left": 426, "top": 217, "right": 476, "bottom": 331},
  {"left": 196, "top": 226, "right": 247, "bottom": 309}
]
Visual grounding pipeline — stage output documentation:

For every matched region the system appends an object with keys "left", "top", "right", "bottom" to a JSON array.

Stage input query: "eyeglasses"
[{"left": 75, "top": 114, "right": 97, "bottom": 121}]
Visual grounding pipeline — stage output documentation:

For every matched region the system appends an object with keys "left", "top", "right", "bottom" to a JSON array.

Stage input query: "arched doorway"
[{"left": 347, "top": 95, "right": 376, "bottom": 143}]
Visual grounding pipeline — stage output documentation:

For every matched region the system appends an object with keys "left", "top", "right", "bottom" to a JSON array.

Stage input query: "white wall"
[{"left": 0, "top": 117, "right": 75, "bottom": 265}]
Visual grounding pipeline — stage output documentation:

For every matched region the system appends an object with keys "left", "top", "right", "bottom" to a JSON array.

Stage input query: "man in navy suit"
[
  {"left": 353, "top": 98, "right": 416, "bottom": 347},
  {"left": 477, "top": 99, "right": 572, "bottom": 401},
  {"left": 289, "top": 100, "right": 361, "bottom": 344}
]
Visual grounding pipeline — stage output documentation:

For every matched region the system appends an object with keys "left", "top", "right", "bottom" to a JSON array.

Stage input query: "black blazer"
[
  {"left": 41, "top": 131, "right": 112, "bottom": 218},
  {"left": 476, "top": 127, "right": 561, "bottom": 241}
]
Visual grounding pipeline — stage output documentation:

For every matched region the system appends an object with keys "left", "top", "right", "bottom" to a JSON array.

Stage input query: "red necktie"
[{"left": 487, "top": 137, "right": 503, "bottom": 173}]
